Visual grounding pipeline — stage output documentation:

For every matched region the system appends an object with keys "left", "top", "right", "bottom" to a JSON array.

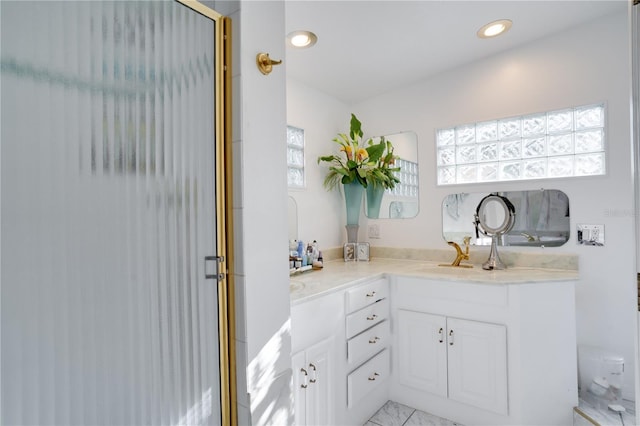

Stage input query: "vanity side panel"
[{"left": 509, "top": 281, "right": 578, "bottom": 426}]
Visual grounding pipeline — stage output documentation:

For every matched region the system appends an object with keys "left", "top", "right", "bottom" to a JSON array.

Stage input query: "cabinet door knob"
[
  {"left": 438, "top": 327, "right": 444, "bottom": 343},
  {"left": 449, "top": 329, "right": 454, "bottom": 346},
  {"left": 368, "top": 372, "right": 380, "bottom": 381},
  {"left": 366, "top": 314, "right": 378, "bottom": 321},
  {"left": 369, "top": 336, "right": 380, "bottom": 344},
  {"left": 308, "top": 363, "right": 317, "bottom": 383},
  {"left": 300, "top": 367, "right": 308, "bottom": 388},
  {"left": 366, "top": 291, "right": 376, "bottom": 297}
]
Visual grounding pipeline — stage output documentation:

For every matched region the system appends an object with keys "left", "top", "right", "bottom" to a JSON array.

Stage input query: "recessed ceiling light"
[
  {"left": 286, "top": 30, "right": 318, "bottom": 49},
  {"left": 477, "top": 19, "right": 512, "bottom": 39}
]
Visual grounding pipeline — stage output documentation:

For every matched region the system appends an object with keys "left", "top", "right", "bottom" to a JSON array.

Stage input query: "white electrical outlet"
[
  {"left": 368, "top": 224, "right": 380, "bottom": 239},
  {"left": 577, "top": 224, "right": 605, "bottom": 246}
]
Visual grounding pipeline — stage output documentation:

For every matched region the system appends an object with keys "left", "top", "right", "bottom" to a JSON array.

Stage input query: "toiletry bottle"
[
  {"left": 314, "top": 250, "right": 323, "bottom": 269},
  {"left": 297, "top": 240, "right": 304, "bottom": 259}
]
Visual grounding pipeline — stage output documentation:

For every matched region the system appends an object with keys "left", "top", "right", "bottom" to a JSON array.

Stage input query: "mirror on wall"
[
  {"left": 288, "top": 196, "right": 298, "bottom": 242},
  {"left": 442, "top": 189, "right": 570, "bottom": 247},
  {"left": 366, "top": 131, "right": 419, "bottom": 219}
]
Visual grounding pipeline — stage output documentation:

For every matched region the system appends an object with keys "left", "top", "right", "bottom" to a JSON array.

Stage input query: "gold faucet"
[{"left": 439, "top": 236, "right": 473, "bottom": 268}]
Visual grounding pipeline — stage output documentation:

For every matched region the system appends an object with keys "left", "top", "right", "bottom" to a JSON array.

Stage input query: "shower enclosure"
[{"left": 1, "top": 1, "right": 231, "bottom": 424}]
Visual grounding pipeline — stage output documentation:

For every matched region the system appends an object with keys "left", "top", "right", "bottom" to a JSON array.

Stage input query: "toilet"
[{"left": 577, "top": 345, "right": 625, "bottom": 409}]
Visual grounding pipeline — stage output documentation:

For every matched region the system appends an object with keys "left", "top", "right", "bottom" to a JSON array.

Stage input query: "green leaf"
[
  {"left": 366, "top": 142, "right": 385, "bottom": 163},
  {"left": 317, "top": 155, "right": 336, "bottom": 164},
  {"left": 349, "top": 113, "right": 363, "bottom": 141},
  {"left": 330, "top": 166, "right": 349, "bottom": 177}
]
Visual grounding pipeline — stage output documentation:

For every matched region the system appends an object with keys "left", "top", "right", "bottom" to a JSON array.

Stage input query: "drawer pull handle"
[
  {"left": 368, "top": 372, "right": 380, "bottom": 381},
  {"left": 369, "top": 336, "right": 380, "bottom": 344},
  {"left": 438, "top": 327, "right": 444, "bottom": 343},
  {"left": 300, "top": 367, "right": 308, "bottom": 388},
  {"left": 366, "top": 291, "right": 376, "bottom": 297},
  {"left": 366, "top": 314, "right": 378, "bottom": 321},
  {"left": 449, "top": 329, "right": 454, "bottom": 346},
  {"left": 308, "top": 363, "right": 317, "bottom": 383}
]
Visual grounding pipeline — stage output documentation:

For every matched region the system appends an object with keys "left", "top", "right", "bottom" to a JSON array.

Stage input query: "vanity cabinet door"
[
  {"left": 305, "top": 338, "right": 333, "bottom": 426},
  {"left": 397, "top": 310, "right": 508, "bottom": 415},
  {"left": 447, "top": 318, "right": 508, "bottom": 416},
  {"left": 397, "top": 310, "right": 448, "bottom": 397},
  {"left": 293, "top": 351, "right": 308, "bottom": 426},
  {"left": 292, "top": 337, "right": 335, "bottom": 426}
]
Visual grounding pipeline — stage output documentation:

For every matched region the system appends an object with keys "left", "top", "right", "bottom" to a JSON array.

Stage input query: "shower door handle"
[{"left": 205, "top": 256, "right": 225, "bottom": 281}]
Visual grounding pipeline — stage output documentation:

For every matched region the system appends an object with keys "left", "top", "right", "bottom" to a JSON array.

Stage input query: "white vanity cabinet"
[
  {"left": 291, "top": 290, "right": 344, "bottom": 426},
  {"left": 397, "top": 310, "right": 508, "bottom": 415},
  {"left": 390, "top": 275, "right": 578, "bottom": 426}
]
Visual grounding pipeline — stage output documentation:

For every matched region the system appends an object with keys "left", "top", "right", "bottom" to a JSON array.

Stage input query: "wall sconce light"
[{"left": 256, "top": 53, "right": 283, "bottom": 75}]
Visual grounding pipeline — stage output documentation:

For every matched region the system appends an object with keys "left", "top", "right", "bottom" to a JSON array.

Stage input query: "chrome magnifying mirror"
[{"left": 474, "top": 194, "right": 516, "bottom": 270}]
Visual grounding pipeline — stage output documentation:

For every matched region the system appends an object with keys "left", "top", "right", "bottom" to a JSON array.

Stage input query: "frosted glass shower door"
[{"left": 1, "top": 1, "right": 224, "bottom": 425}]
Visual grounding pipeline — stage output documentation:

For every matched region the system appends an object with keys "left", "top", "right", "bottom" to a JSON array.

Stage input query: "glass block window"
[
  {"left": 389, "top": 158, "right": 419, "bottom": 198},
  {"left": 287, "top": 125, "right": 305, "bottom": 188},
  {"left": 436, "top": 103, "right": 606, "bottom": 185}
]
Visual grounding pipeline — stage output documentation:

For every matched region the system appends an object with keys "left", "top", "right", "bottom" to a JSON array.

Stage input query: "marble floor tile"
[
  {"left": 368, "top": 400, "right": 415, "bottom": 426},
  {"left": 404, "top": 410, "right": 462, "bottom": 426},
  {"left": 575, "top": 398, "right": 636, "bottom": 426}
]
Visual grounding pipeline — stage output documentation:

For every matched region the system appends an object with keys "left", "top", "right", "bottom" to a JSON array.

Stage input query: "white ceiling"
[{"left": 284, "top": 0, "right": 628, "bottom": 104}]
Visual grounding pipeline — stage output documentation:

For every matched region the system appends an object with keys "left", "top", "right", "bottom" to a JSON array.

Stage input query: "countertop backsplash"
[{"left": 319, "top": 245, "right": 578, "bottom": 271}]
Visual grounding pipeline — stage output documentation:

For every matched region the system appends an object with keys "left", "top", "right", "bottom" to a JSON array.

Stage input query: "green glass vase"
[
  {"left": 343, "top": 181, "right": 364, "bottom": 226},
  {"left": 366, "top": 185, "right": 385, "bottom": 219}
]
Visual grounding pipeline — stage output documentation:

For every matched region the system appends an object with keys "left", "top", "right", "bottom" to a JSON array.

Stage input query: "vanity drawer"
[
  {"left": 348, "top": 320, "right": 390, "bottom": 365},
  {"left": 346, "top": 298, "right": 389, "bottom": 339},
  {"left": 345, "top": 278, "right": 389, "bottom": 314},
  {"left": 347, "top": 348, "right": 390, "bottom": 407}
]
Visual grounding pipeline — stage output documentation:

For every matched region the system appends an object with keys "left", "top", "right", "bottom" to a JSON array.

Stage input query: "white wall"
[
  {"left": 286, "top": 78, "right": 350, "bottom": 248},
  {"left": 289, "top": 12, "right": 637, "bottom": 399},
  {"left": 220, "top": 1, "right": 292, "bottom": 424}
]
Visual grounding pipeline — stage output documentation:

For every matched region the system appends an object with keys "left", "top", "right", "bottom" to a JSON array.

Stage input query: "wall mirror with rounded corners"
[
  {"left": 288, "top": 195, "right": 298, "bottom": 242},
  {"left": 442, "top": 189, "right": 570, "bottom": 247},
  {"left": 366, "top": 131, "right": 419, "bottom": 219}
]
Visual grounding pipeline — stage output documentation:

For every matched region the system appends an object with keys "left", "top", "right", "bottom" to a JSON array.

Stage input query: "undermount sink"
[{"left": 290, "top": 280, "right": 305, "bottom": 292}]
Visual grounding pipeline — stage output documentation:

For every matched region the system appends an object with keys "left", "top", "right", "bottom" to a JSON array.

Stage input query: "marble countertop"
[{"left": 290, "top": 258, "right": 579, "bottom": 305}]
